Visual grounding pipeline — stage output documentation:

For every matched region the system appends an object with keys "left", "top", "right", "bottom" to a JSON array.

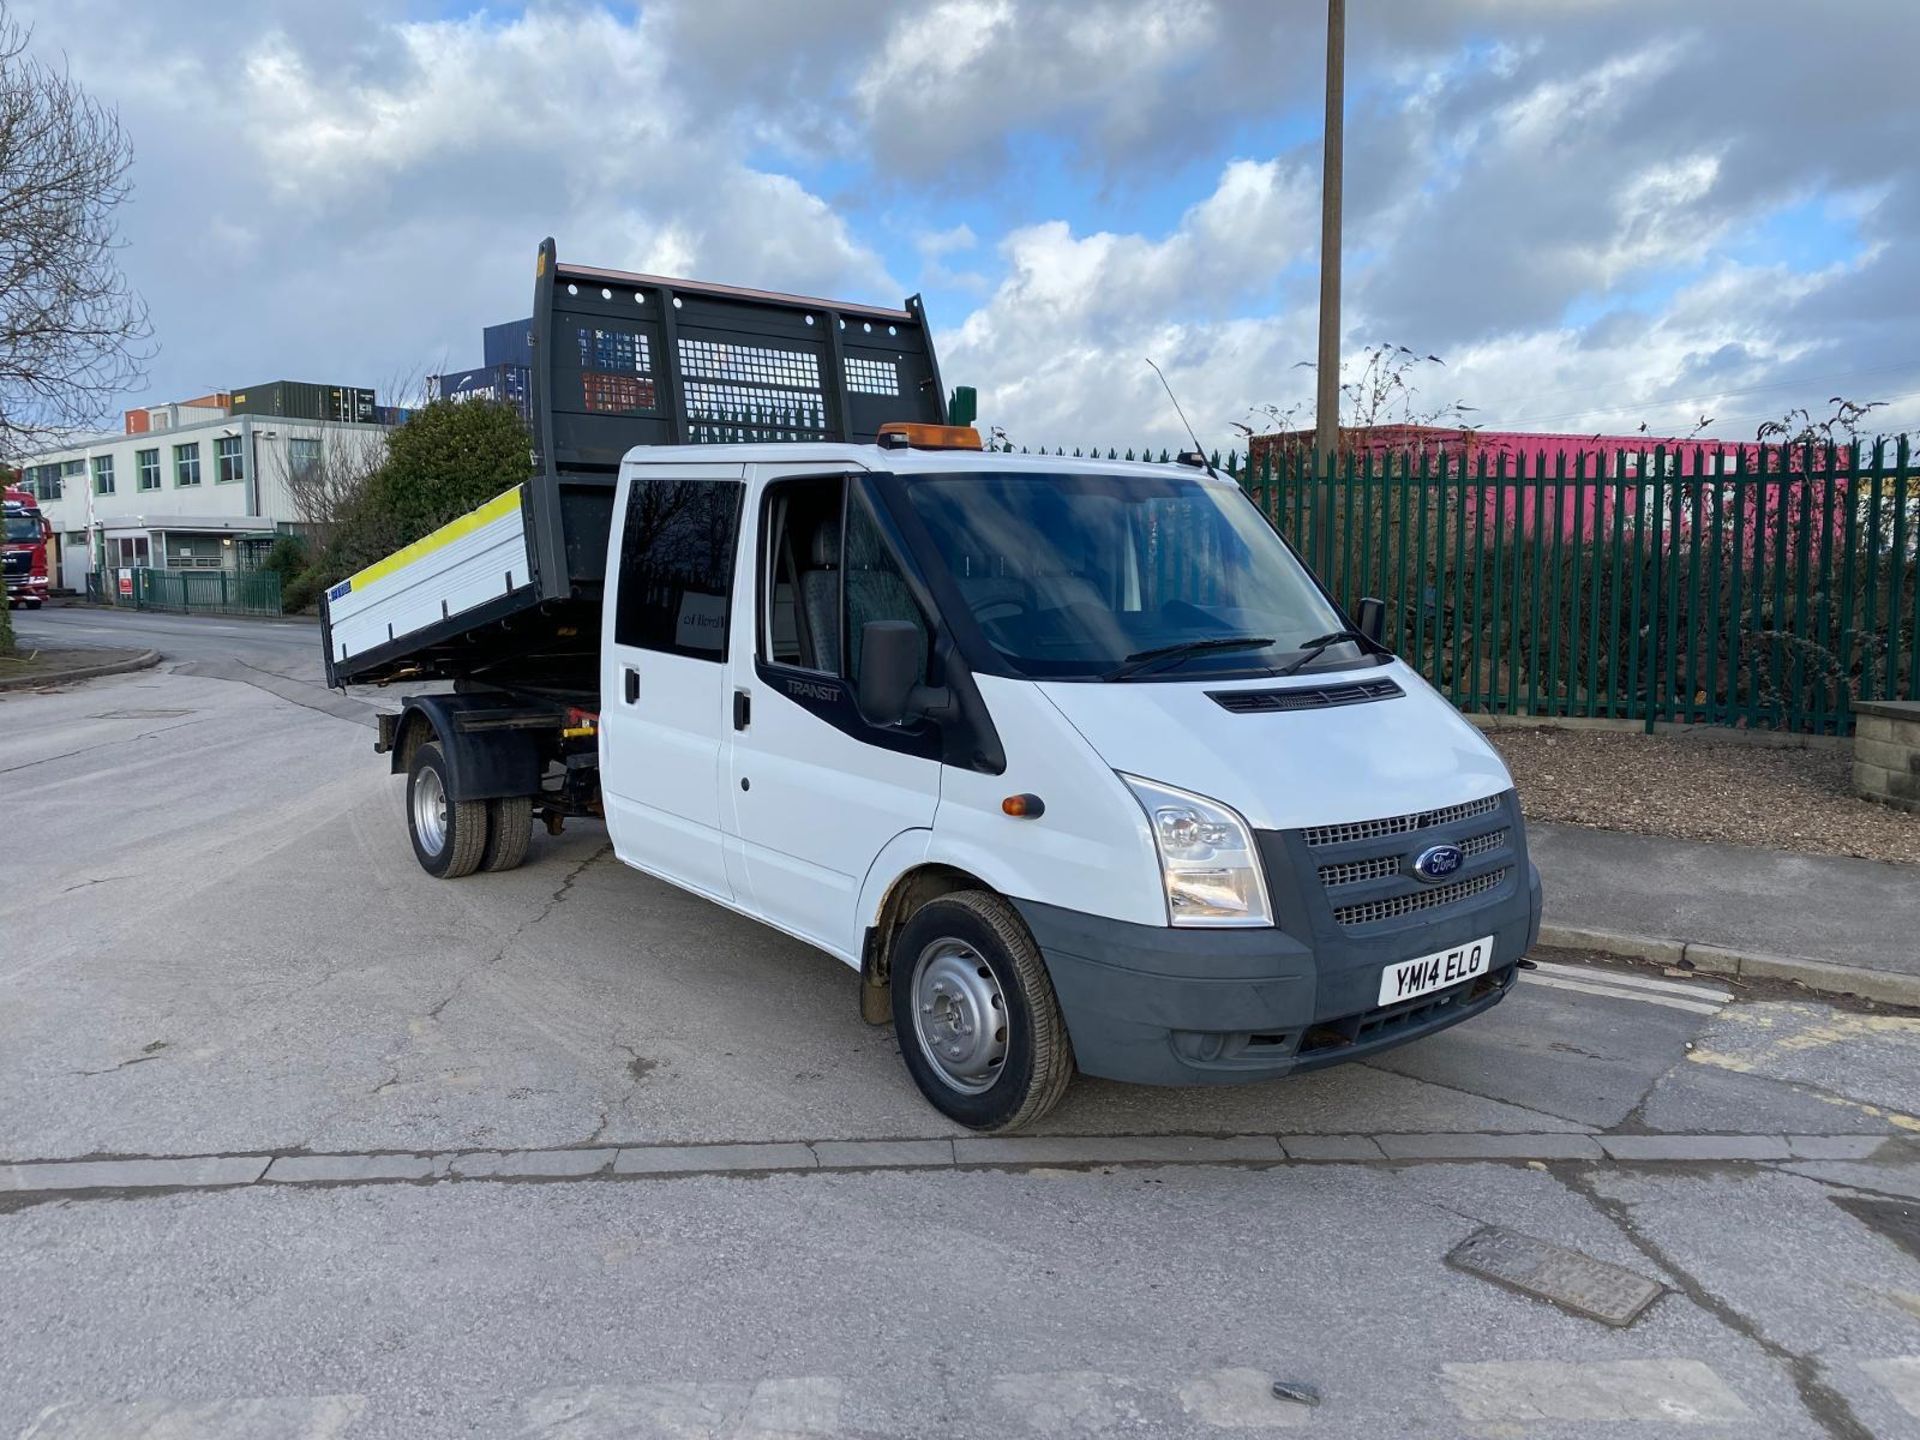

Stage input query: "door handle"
[
  {"left": 733, "top": 689, "right": 751, "bottom": 731},
  {"left": 624, "top": 666, "right": 639, "bottom": 704}
]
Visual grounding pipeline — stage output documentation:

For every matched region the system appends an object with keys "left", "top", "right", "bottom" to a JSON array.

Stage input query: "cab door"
[
  {"left": 722, "top": 468, "right": 941, "bottom": 958},
  {"left": 599, "top": 463, "right": 747, "bottom": 901}
]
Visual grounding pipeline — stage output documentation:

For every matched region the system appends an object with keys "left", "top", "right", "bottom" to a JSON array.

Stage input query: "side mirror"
[
  {"left": 858, "top": 621, "right": 927, "bottom": 727},
  {"left": 1355, "top": 596, "right": 1387, "bottom": 645}
]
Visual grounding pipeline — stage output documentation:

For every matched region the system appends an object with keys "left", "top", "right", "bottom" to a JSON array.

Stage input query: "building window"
[
  {"left": 288, "top": 436, "right": 322, "bottom": 478},
  {"left": 92, "top": 455, "right": 115, "bottom": 495},
  {"left": 215, "top": 434, "right": 245, "bottom": 484},
  {"left": 22, "top": 463, "right": 56, "bottom": 499},
  {"left": 137, "top": 449, "right": 160, "bottom": 490},
  {"left": 174, "top": 442, "right": 201, "bottom": 487},
  {"left": 61, "top": 458, "right": 84, "bottom": 497},
  {"left": 112, "top": 536, "right": 150, "bottom": 567}
]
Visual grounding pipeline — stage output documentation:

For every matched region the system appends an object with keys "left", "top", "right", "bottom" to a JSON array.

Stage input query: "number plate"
[{"left": 1378, "top": 935, "right": 1493, "bottom": 1007}]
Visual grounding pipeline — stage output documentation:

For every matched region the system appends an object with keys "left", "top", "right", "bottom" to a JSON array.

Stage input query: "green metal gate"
[{"left": 108, "top": 567, "right": 284, "bottom": 619}]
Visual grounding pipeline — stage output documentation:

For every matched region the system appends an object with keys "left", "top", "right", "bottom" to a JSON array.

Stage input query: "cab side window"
[
  {"left": 760, "top": 477, "right": 930, "bottom": 685},
  {"left": 614, "top": 477, "right": 743, "bottom": 660}
]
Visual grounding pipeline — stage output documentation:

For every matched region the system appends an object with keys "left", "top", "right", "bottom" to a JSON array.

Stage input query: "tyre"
[
  {"left": 891, "top": 890, "right": 1075, "bottom": 1132},
  {"left": 406, "top": 740, "right": 490, "bottom": 879},
  {"left": 481, "top": 795, "right": 534, "bottom": 872},
  {"left": 25, "top": 598, "right": 42, "bottom": 610}
]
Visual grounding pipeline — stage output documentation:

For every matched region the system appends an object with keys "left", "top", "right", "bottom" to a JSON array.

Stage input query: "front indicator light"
[{"left": 1121, "top": 774, "right": 1272, "bottom": 928}]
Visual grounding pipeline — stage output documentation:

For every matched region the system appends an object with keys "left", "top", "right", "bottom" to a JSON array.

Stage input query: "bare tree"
[
  {"left": 254, "top": 363, "right": 418, "bottom": 552},
  {"left": 0, "top": 13, "right": 148, "bottom": 655},
  {"left": 1756, "top": 396, "right": 1886, "bottom": 449},
  {"left": 1235, "top": 344, "right": 1477, "bottom": 462},
  {"left": 278, "top": 428, "right": 382, "bottom": 550},
  {"left": 0, "top": 12, "right": 151, "bottom": 453}
]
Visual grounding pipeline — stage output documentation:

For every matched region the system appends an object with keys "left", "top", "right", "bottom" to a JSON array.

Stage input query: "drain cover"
[
  {"left": 1833, "top": 1197, "right": 1920, "bottom": 1261},
  {"left": 1447, "top": 1225, "right": 1664, "bottom": 1327}
]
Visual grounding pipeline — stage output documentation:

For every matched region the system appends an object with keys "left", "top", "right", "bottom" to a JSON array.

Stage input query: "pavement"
[
  {"left": 1531, "top": 822, "right": 1920, "bottom": 1003},
  {"left": 6, "top": 607, "right": 1920, "bottom": 1439}
]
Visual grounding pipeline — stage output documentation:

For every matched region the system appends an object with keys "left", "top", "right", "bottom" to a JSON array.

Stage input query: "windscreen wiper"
[
  {"left": 1104, "top": 635, "right": 1277, "bottom": 681},
  {"left": 1276, "top": 629, "right": 1376, "bottom": 676}
]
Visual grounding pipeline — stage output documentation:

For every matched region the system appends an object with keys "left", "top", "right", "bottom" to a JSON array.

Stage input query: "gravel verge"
[{"left": 1489, "top": 725, "right": 1920, "bottom": 865}]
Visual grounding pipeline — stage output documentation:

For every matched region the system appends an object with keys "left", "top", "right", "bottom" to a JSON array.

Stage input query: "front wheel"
[
  {"left": 891, "top": 891, "right": 1075, "bottom": 1132},
  {"left": 407, "top": 740, "right": 490, "bottom": 879}
]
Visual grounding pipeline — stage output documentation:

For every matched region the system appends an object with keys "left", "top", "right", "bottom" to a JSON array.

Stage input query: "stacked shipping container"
[
  {"left": 427, "top": 363, "right": 532, "bottom": 424},
  {"left": 228, "top": 381, "right": 378, "bottom": 424}
]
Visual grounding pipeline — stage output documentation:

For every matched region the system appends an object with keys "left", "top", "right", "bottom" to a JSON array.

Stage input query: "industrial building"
[{"left": 14, "top": 382, "right": 396, "bottom": 591}]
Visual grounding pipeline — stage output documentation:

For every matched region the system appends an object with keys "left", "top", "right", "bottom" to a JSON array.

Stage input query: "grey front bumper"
[{"left": 1013, "top": 797, "right": 1544, "bottom": 1087}]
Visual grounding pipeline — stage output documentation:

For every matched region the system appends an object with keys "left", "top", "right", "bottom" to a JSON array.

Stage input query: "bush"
[
  {"left": 281, "top": 566, "right": 329, "bottom": 616},
  {"left": 260, "top": 535, "right": 310, "bottom": 611},
  {"left": 322, "top": 398, "right": 532, "bottom": 579}
]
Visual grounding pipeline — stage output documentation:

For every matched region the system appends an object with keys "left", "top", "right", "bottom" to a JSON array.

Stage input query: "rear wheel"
[
  {"left": 407, "top": 740, "right": 489, "bottom": 879},
  {"left": 481, "top": 796, "right": 534, "bottom": 872},
  {"left": 890, "top": 890, "right": 1075, "bottom": 1132}
]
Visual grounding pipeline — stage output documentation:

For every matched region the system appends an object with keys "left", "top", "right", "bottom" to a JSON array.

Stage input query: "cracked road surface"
[{"left": 4, "top": 609, "right": 1920, "bottom": 1439}]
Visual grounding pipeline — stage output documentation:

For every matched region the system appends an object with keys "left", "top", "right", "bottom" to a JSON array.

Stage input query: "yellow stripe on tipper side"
[{"left": 344, "top": 486, "right": 526, "bottom": 594}]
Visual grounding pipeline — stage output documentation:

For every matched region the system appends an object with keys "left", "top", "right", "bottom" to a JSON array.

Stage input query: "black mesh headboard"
[{"left": 529, "top": 238, "right": 948, "bottom": 476}]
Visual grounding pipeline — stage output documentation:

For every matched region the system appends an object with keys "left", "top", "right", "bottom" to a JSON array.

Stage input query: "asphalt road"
[{"left": 4, "top": 607, "right": 1920, "bottom": 1440}]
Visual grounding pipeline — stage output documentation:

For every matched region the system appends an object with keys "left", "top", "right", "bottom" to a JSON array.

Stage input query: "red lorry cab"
[{"left": 3, "top": 484, "right": 51, "bottom": 608}]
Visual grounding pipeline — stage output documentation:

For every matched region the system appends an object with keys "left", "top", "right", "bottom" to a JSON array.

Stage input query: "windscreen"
[
  {"left": 4, "top": 512, "right": 41, "bottom": 543},
  {"left": 903, "top": 470, "right": 1354, "bottom": 681}
]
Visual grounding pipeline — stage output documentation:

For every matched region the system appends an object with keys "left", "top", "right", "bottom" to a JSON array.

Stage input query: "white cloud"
[
  {"left": 7, "top": 0, "right": 1920, "bottom": 450},
  {"left": 0, "top": 1, "right": 914, "bottom": 412},
  {"left": 850, "top": 0, "right": 1229, "bottom": 182},
  {"left": 945, "top": 158, "right": 1319, "bottom": 449}
]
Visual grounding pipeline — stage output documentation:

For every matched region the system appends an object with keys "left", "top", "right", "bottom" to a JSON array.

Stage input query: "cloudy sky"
[{"left": 21, "top": 0, "right": 1920, "bottom": 452}]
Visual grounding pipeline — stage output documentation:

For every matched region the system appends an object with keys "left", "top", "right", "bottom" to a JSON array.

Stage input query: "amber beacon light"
[{"left": 877, "top": 421, "right": 984, "bottom": 451}]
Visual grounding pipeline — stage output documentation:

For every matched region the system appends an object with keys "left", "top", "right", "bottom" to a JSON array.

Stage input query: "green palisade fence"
[
  {"left": 1020, "top": 438, "right": 1917, "bottom": 734},
  {"left": 110, "top": 567, "right": 284, "bottom": 618}
]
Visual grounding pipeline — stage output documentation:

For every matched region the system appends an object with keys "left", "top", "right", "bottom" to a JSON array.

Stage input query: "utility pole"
[{"left": 1314, "top": 0, "right": 1346, "bottom": 469}]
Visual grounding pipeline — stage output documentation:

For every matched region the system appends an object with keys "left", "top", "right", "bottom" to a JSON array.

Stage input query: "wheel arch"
[
  {"left": 385, "top": 695, "right": 542, "bottom": 802},
  {"left": 857, "top": 858, "right": 1005, "bottom": 1025}
]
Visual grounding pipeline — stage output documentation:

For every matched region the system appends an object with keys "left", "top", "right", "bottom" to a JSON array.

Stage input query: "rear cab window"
[{"left": 614, "top": 476, "right": 744, "bottom": 660}]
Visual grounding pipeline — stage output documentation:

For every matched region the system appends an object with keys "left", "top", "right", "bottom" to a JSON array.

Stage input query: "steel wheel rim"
[
  {"left": 413, "top": 765, "right": 448, "bottom": 855},
  {"left": 910, "top": 939, "right": 1008, "bottom": 1094}
]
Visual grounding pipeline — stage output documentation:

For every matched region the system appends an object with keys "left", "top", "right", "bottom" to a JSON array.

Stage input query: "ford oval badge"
[{"left": 1413, "top": 844, "right": 1465, "bottom": 883}]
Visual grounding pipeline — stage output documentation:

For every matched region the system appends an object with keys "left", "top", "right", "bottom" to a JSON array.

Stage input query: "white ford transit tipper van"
[{"left": 324, "top": 244, "right": 1541, "bottom": 1131}]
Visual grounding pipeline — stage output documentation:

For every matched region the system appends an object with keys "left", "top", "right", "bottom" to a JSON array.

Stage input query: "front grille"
[
  {"left": 1318, "top": 854, "right": 1400, "bottom": 888},
  {"left": 2, "top": 551, "right": 27, "bottom": 576},
  {"left": 1210, "top": 677, "right": 1403, "bottom": 714},
  {"left": 1332, "top": 867, "right": 1508, "bottom": 927},
  {"left": 1461, "top": 827, "right": 1508, "bottom": 858},
  {"left": 1303, "top": 794, "right": 1502, "bottom": 849}
]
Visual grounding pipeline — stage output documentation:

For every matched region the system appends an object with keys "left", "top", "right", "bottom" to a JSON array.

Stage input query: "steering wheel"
[{"left": 974, "top": 596, "right": 1034, "bottom": 625}]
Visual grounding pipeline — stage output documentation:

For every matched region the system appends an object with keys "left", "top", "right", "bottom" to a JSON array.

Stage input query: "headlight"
[{"left": 1121, "top": 774, "right": 1272, "bottom": 928}]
